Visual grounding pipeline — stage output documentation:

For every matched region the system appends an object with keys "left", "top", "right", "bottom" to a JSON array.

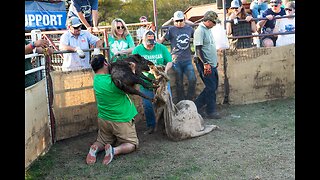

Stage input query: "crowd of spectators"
[{"left": 25, "top": 0, "right": 295, "bottom": 166}]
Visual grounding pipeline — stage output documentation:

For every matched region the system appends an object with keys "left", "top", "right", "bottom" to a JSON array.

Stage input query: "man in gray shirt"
[
  {"left": 193, "top": 10, "right": 221, "bottom": 119},
  {"left": 158, "top": 10, "right": 197, "bottom": 102}
]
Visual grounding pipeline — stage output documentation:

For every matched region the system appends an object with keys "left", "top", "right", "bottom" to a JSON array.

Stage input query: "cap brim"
[
  {"left": 72, "top": 23, "right": 82, "bottom": 27},
  {"left": 173, "top": 18, "right": 184, "bottom": 21}
]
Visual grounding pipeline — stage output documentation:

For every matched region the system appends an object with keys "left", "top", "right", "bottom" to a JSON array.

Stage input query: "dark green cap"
[{"left": 203, "top": 10, "right": 220, "bottom": 24}]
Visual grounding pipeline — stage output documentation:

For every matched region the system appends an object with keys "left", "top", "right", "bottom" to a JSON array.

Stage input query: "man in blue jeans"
[
  {"left": 158, "top": 10, "right": 197, "bottom": 102},
  {"left": 193, "top": 10, "right": 221, "bottom": 119}
]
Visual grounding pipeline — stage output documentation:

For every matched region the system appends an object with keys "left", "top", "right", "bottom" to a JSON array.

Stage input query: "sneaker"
[
  {"left": 102, "top": 144, "right": 114, "bottom": 165},
  {"left": 86, "top": 144, "right": 98, "bottom": 165},
  {"left": 144, "top": 127, "right": 155, "bottom": 135},
  {"left": 198, "top": 110, "right": 207, "bottom": 118},
  {"left": 206, "top": 112, "right": 222, "bottom": 119}
]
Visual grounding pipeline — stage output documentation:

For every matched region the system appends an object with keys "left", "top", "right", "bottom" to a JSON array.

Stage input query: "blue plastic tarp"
[{"left": 25, "top": 1, "right": 67, "bottom": 31}]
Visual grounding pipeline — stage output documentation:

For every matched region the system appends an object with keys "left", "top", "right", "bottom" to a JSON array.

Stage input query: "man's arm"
[
  {"left": 195, "top": 45, "right": 206, "bottom": 64},
  {"left": 162, "top": 17, "right": 174, "bottom": 27},
  {"left": 91, "top": 10, "right": 99, "bottom": 28},
  {"left": 157, "top": 34, "right": 166, "bottom": 43}
]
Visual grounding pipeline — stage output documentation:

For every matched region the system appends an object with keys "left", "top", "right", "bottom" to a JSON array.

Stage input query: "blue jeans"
[
  {"left": 250, "top": 1, "right": 268, "bottom": 19},
  {"left": 140, "top": 82, "right": 171, "bottom": 128},
  {"left": 194, "top": 62, "right": 219, "bottom": 115},
  {"left": 172, "top": 60, "right": 197, "bottom": 101}
]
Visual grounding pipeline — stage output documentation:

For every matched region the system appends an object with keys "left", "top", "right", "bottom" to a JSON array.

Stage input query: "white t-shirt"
[
  {"left": 136, "top": 26, "right": 148, "bottom": 41},
  {"left": 275, "top": 17, "right": 295, "bottom": 47}
]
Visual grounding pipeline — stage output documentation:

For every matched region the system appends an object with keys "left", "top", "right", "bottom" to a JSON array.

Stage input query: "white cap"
[
  {"left": 230, "top": 0, "right": 240, "bottom": 8},
  {"left": 173, "top": 11, "right": 184, "bottom": 21}
]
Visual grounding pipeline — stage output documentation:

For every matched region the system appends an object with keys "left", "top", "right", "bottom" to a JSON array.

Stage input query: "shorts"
[{"left": 96, "top": 118, "right": 139, "bottom": 149}]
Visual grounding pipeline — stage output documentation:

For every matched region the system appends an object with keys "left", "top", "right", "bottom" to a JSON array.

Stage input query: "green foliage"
[{"left": 97, "top": 0, "right": 216, "bottom": 26}]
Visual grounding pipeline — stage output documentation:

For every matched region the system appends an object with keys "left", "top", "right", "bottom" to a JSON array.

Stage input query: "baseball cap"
[
  {"left": 203, "top": 10, "right": 220, "bottom": 24},
  {"left": 270, "top": 0, "right": 282, "bottom": 5},
  {"left": 67, "top": 16, "right": 82, "bottom": 27},
  {"left": 144, "top": 30, "right": 156, "bottom": 45},
  {"left": 139, "top": 16, "right": 147, "bottom": 22},
  {"left": 230, "top": 0, "right": 240, "bottom": 8},
  {"left": 285, "top": 1, "right": 295, "bottom": 9},
  {"left": 173, "top": 11, "right": 184, "bottom": 21}
]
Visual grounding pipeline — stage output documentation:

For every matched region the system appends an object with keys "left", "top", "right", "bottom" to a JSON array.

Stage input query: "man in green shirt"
[
  {"left": 132, "top": 30, "right": 173, "bottom": 134},
  {"left": 86, "top": 54, "right": 139, "bottom": 165}
]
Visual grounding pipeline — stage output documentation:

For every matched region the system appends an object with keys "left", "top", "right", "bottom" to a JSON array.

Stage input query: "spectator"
[
  {"left": 193, "top": 10, "right": 221, "bottom": 119},
  {"left": 136, "top": 16, "right": 150, "bottom": 45},
  {"left": 158, "top": 10, "right": 197, "bottom": 102},
  {"left": 25, "top": 39, "right": 53, "bottom": 88},
  {"left": 67, "top": 0, "right": 99, "bottom": 33},
  {"left": 132, "top": 30, "right": 173, "bottom": 134},
  {"left": 257, "top": 0, "right": 285, "bottom": 47},
  {"left": 108, "top": 18, "right": 135, "bottom": 62},
  {"left": 59, "top": 17, "right": 104, "bottom": 72},
  {"left": 280, "top": 0, "right": 289, "bottom": 8},
  {"left": 250, "top": 0, "right": 269, "bottom": 19},
  {"left": 226, "top": 0, "right": 256, "bottom": 49},
  {"left": 273, "top": 1, "right": 295, "bottom": 46},
  {"left": 86, "top": 54, "right": 139, "bottom": 166}
]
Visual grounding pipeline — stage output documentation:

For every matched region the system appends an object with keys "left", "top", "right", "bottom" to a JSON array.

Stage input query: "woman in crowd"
[
  {"left": 226, "top": 0, "right": 256, "bottom": 49},
  {"left": 108, "top": 18, "right": 135, "bottom": 62}
]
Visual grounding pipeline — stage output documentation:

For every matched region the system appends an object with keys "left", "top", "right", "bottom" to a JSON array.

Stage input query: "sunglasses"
[
  {"left": 230, "top": 7, "right": 238, "bottom": 10},
  {"left": 271, "top": 4, "right": 278, "bottom": 7},
  {"left": 116, "top": 26, "right": 125, "bottom": 29},
  {"left": 285, "top": 8, "right": 293, "bottom": 11},
  {"left": 175, "top": 19, "right": 184, "bottom": 23}
]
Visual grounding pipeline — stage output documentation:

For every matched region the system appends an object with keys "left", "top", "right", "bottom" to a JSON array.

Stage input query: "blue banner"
[{"left": 25, "top": 1, "right": 67, "bottom": 31}]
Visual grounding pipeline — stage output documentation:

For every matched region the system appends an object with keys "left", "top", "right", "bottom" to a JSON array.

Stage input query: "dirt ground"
[{"left": 26, "top": 97, "right": 295, "bottom": 180}]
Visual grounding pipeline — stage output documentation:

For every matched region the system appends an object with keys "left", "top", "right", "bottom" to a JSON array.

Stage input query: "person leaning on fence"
[
  {"left": 25, "top": 39, "right": 53, "bottom": 88},
  {"left": 136, "top": 16, "right": 150, "bottom": 45},
  {"left": 59, "top": 16, "right": 103, "bottom": 72},
  {"left": 193, "top": 10, "right": 221, "bottom": 120},
  {"left": 67, "top": 0, "right": 99, "bottom": 33},
  {"left": 86, "top": 54, "right": 139, "bottom": 166},
  {"left": 257, "top": 0, "right": 285, "bottom": 47},
  {"left": 273, "top": 1, "right": 295, "bottom": 47},
  {"left": 108, "top": 18, "right": 135, "bottom": 62},
  {"left": 226, "top": 0, "right": 256, "bottom": 49},
  {"left": 158, "top": 10, "right": 197, "bottom": 102},
  {"left": 132, "top": 30, "right": 173, "bottom": 134}
]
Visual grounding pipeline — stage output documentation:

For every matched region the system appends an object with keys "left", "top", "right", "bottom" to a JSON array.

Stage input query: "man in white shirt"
[{"left": 59, "top": 17, "right": 103, "bottom": 71}]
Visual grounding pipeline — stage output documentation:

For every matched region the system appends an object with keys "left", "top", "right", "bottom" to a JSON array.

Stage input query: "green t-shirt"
[
  {"left": 108, "top": 34, "right": 135, "bottom": 62},
  {"left": 93, "top": 74, "right": 138, "bottom": 122},
  {"left": 25, "top": 39, "right": 36, "bottom": 88},
  {"left": 132, "top": 43, "right": 172, "bottom": 82}
]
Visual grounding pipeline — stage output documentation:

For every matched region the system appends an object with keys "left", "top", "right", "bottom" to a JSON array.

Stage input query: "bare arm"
[
  {"left": 59, "top": 44, "right": 77, "bottom": 52},
  {"left": 77, "top": 12, "right": 91, "bottom": 29},
  {"left": 164, "top": 62, "right": 173, "bottom": 74},
  {"left": 226, "top": 22, "right": 232, "bottom": 36},
  {"left": 162, "top": 17, "right": 173, "bottom": 26},
  {"left": 251, "top": 21, "right": 257, "bottom": 33},
  {"left": 95, "top": 39, "right": 104, "bottom": 48},
  {"left": 91, "top": 10, "right": 99, "bottom": 27},
  {"left": 157, "top": 34, "right": 166, "bottom": 43}
]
